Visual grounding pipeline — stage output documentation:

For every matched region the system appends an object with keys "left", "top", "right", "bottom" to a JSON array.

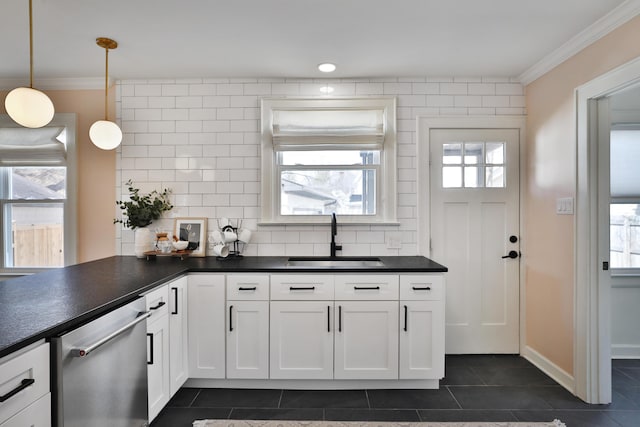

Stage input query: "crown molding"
[
  {"left": 0, "top": 77, "right": 109, "bottom": 91},
  {"left": 518, "top": 0, "right": 640, "bottom": 86}
]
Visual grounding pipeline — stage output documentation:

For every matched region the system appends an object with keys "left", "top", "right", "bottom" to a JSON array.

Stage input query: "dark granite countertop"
[{"left": 0, "top": 255, "right": 446, "bottom": 359}]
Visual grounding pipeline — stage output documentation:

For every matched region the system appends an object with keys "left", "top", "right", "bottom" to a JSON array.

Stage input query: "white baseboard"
[
  {"left": 612, "top": 344, "right": 640, "bottom": 359},
  {"left": 522, "top": 345, "right": 575, "bottom": 394}
]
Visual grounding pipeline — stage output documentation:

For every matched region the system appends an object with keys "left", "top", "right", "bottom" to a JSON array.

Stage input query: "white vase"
[{"left": 134, "top": 227, "right": 152, "bottom": 258}]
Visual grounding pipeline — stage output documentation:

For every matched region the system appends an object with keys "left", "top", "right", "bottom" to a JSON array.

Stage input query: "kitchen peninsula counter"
[{"left": 0, "top": 255, "right": 446, "bottom": 359}]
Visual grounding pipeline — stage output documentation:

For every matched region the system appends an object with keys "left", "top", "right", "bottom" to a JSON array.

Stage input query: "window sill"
[{"left": 258, "top": 219, "right": 401, "bottom": 226}]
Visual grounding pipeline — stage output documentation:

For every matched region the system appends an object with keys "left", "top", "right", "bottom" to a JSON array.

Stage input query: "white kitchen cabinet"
[
  {"left": 168, "top": 276, "right": 189, "bottom": 395},
  {"left": 187, "top": 274, "right": 226, "bottom": 379},
  {"left": 145, "top": 285, "right": 170, "bottom": 422},
  {"left": 226, "top": 275, "right": 269, "bottom": 379},
  {"left": 0, "top": 341, "right": 50, "bottom": 427},
  {"left": 399, "top": 301, "right": 445, "bottom": 379},
  {"left": 227, "top": 301, "right": 269, "bottom": 379},
  {"left": 334, "top": 300, "right": 399, "bottom": 380},
  {"left": 270, "top": 301, "right": 334, "bottom": 379},
  {"left": 399, "top": 274, "right": 445, "bottom": 380}
]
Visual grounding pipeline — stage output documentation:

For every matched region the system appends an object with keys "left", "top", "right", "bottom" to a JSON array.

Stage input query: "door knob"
[{"left": 502, "top": 250, "right": 519, "bottom": 259}]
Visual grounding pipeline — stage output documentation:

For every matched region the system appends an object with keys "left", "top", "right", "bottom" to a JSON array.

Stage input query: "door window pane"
[
  {"left": 486, "top": 166, "right": 505, "bottom": 188},
  {"left": 464, "top": 166, "right": 483, "bottom": 188},
  {"left": 443, "top": 143, "right": 462, "bottom": 164},
  {"left": 486, "top": 143, "right": 504, "bottom": 164},
  {"left": 7, "top": 203, "right": 64, "bottom": 268},
  {"left": 443, "top": 166, "right": 462, "bottom": 188},
  {"left": 464, "top": 143, "right": 483, "bottom": 165},
  {"left": 610, "top": 204, "right": 640, "bottom": 268}
]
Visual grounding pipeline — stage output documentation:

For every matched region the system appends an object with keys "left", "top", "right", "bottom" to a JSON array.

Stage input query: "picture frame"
[{"left": 174, "top": 217, "right": 207, "bottom": 257}]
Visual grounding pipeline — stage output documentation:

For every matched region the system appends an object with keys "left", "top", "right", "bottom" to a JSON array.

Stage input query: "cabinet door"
[
  {"left": 270, "top": 301, "right": 333, "bottom": 379},
  {"left": 400, "top": 301, "right": 445, "bottom": 379},
  {"left": 188, "top": 274, "right": 226, "bottom": 379},
  {"left": 169, "top": 277, "right": 189, "bottom": 396},
  {"left": 227, "top": 301, "right": 269, "bottom": 379},
  {"left": 147, "top": 313, "right": 170, "bottom": 422},
  {"left": 335, "top": 301, "right": 399, "bottom": 380}
]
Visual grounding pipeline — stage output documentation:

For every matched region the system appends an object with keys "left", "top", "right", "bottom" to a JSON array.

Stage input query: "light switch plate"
[{"left": 556, "top": 197, "right": 574, "bottom": 215}]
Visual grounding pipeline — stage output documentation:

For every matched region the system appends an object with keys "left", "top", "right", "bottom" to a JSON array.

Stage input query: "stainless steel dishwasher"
[{"left": 51, "top": 297, "right": 151, "bottom": 427}]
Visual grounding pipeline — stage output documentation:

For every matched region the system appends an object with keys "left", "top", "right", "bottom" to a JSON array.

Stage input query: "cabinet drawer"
[
  {"left": 0, "top": 342, "right": 50, "bottom": 425},
  {"left": 400, "top": 275, "right": 444, "bottom": 300},
  {"left": 0, "top": 393, "right": 50, "bottom": 427},
  {"left": 144, "top": 284, "right": 169, "bottom": 318},
  {"left": 335, "top": 275, "right": 399, "bottom": 300},
  {"left": 270, "top": 274, "right": 334, "bottom": 300},
  {"left": 227, "top": 275, "right": 269, "bottom": 300}
]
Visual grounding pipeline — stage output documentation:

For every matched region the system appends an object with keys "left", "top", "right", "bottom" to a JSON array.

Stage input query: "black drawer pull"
[
  {"left": 327, "top": 305, "right": 331, "bottom": 332},
  {"left": 0, "top": 378, "right": 35, "bottom": 402},
  {"left": 147, "top": 333, "right": 154, "bottom": 365},
  {"left": 338, "top": 305, "right": 342, "bottom": 332},
  {"left": 238, "top": 286, "right": 257, "bottom": 291},
  {"left": 150, "top": 301, "right": 166, "bottom": 310},
  {"left": 289, "top": 286, "right": 315, "bottom": 291},
  {"left": 404, "top": 305, "right": 408, "bottom": 332},
  {"left": 229, "top": 305, "right": 234, "bottom": 332},
  {"left": 171, "top": 287, "right": 178, "bottom": 315},
  {"left": 354, "top": 286, "right": 380, "bottom": 290},
  {"left": 412, "top": 286, "right": 431, "bottom": 291}
]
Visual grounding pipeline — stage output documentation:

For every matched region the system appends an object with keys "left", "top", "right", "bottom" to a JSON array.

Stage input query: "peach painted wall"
[
  {"left": 0, "top": 88, "right": 116, "bottom": 263},
  {"left": 525, "top": 15, "right": 640, "bottom": 375}
]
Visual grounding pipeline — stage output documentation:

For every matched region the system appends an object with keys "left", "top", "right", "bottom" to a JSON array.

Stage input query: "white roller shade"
[
  {"left": 0, "top": 126, "right": 66, "bottom": 165},
  {"left": 272, "top": 109, "right": 384, "bottom": 150}
]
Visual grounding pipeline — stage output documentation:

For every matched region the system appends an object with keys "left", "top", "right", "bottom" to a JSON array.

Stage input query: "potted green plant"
[{"left": 114, "top": 179, "right": 173, "bottom": 257}]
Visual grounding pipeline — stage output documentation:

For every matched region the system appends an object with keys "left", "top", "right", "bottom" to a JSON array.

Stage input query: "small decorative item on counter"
[
  {"left": 212, "top": 218, "right": 252, "bottom": 259},
  {"left": 114, "top": 179, "right": 173, "bottom": 258},
  {"left": 155, "top": 232, "right": 172, "bottom": 254}
]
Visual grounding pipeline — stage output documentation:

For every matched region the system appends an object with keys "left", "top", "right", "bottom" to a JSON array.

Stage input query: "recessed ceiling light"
[{"left": 318, "top": 62, "right": 336, "bottom": 73}]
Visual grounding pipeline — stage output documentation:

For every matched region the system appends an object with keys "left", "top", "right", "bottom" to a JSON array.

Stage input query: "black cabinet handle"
[
  {"left": 354, "top": 286, "right": 380, "bottom": 290},
  {"left": 404, "top": 305, "right": 408, "bottom": 332},
  {"left": 229, "top": 305, "right": 233, "bottom": 332},
  {"left": 238, "top": 286, "right": 257, "bottom": 291},
  {"left": 147, "top": 333, "right": 154, "bottom": 365},
  {"left": 412, "top": 286, "right": 431, "bottom": 291},
  {"left": 0, "top": 378, "right": 35, "bottom": 402},
  {"left": 327, "top": 305, "right": 331, "bottom": 332},
  {"left": 338, "top": 305, "right": 342, "bottom": 332},
  {"left": 171, "top": 287, "right": 178, "bottom": 315},
  {"left": 289, "top": 286, "right": 315, "bottom": 291},
  {"left": 150, "top": 301, "right": 166, "bottom": 310}
]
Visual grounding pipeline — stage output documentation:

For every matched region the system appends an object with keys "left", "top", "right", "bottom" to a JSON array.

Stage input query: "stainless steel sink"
[{"left": 286, "top": 257, "right": 385, "bottom": 268}]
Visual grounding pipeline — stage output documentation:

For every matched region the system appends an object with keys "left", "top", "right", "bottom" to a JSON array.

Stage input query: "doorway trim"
[
  {"left": 416, "top": 115, "right": 527, "bottom": 352},
  {"left": 575, "top": 55, "right": 640, "bottom": 404}
]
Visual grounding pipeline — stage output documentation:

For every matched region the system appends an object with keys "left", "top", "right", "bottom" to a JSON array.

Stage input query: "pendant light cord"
[
  {"left": 29, "top": 0, "right": 34, "bottom": 89},
  {"left": 104, "top": 46, "right": 109, "bottom": 121}
]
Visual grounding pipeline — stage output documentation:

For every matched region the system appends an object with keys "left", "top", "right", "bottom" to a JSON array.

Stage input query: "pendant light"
[
  {"left": 89, "top": 37, "right": 122, "bottom": 150},
  {"left": 4, "top": 0, "right": 55, "bottom": 128}
]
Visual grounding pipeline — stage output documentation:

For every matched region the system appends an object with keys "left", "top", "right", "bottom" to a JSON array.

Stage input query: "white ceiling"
[{"left": 0, "top": 0, "right": 636, "bottom": 87}]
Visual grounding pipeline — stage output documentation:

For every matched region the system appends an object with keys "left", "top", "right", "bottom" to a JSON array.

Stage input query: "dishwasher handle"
[{"left": 70, "top": 311, "right": 152, "bottom": 357}]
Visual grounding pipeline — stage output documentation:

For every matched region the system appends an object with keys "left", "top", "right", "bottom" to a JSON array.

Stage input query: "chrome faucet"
[{"left": 330, "top": 213, "right": 342, "bottom": 257}]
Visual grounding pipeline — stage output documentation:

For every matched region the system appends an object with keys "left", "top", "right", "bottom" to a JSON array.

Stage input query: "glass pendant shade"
[
  {"left": 5, "top": 87, "right": 55, "bottom": 128},
  {"left": 89, "top": 120, "right": 122, "bottom": 150}
]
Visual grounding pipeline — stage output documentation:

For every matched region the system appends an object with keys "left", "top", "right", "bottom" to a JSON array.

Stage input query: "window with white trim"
[
  {"left": 260, "top": 98, "right": 397, "bottom": 224},
  {"left": 0, "top": 114, "right": 77, "bottom": 272}
]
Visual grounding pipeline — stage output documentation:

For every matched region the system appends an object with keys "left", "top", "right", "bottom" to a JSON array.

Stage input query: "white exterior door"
[
  {"left": 227, "top": 301, "right": 269, "bottom": 379},
  {"left": 334, "top": 301, "right": 399, "bottom": 380},
  {"left": 270, "top": 301, "right": 333, "bottom": 379},
  {"left": 430, "top": 128, "right": 520, "bottom": 354}
]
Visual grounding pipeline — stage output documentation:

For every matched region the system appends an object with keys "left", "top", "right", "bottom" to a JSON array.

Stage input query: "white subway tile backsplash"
[{"left": 116, "top": 76, "right": 523, "bottom": 256}]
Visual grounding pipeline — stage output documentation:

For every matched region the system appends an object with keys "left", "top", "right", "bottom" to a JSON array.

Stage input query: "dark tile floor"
[{"left": 151, "top": 356, "right": 640, "bottom": 427}]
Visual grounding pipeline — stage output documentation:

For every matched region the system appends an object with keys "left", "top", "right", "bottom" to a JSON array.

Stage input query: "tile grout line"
[
  {"left": 365, "top": 389, "right": 371, "bottom": 409},
  {"left": 277, "top": 389, "right": 284, "bottom": 409},
  {"left": 445, "top": 385, "right": 464, "bottom": 409}
]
